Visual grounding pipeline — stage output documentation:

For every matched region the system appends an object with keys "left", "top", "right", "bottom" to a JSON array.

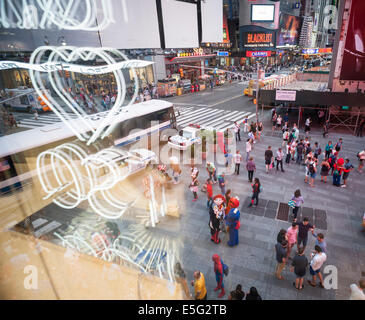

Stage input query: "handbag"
[
  {"left": 235, "top": 220, "right": 241, "bottom": 230},
  {"left": 288, "top": 200, "right": 296, "bottom": 209}
]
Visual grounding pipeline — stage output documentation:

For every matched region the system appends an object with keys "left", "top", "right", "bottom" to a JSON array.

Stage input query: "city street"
[{"left": 1, "top": 0, "right": 365, "bottom": 304}]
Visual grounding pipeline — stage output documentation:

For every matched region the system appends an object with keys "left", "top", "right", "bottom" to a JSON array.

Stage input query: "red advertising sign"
[
  {"left": 339, "top": 0, "right": 365, "bottom": 81},
  {"left": 318, "top": 48, "right": 332, "bottom": 53},
  {"left": 246, "top": 51, "right": 272, "bottom": 57}
]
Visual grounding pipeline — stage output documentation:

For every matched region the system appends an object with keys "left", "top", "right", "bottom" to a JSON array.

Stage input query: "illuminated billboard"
[
  {"left": 277, "top": 14, "right": 303, "bottom": 46},
  {"left": 251, "top": 4, "right": 275, "bottom": 22},
  {"left": 243, "top": 31, "right": 276, "bottom": 49},
  {"left": 339, "top": 0, "right": 365, "bottom": 81}
]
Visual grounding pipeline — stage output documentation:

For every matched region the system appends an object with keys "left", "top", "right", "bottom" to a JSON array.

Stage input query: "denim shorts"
[
  {"left": 309, "top": 266, "right": 320, "bottom": 276},
  {"left": 310, "top": 172, "right": 316, "bottom": 179},
  {"left": 297, "top": 236, "right": 308, "bottom": 247}
]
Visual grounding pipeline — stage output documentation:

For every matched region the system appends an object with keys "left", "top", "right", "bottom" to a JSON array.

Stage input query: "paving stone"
[
  {"left": 264, "top": 208, "right": 277, "bottom": 219},
  {"left": 251, "top": 207, "right": 265, "bottom": 217},
  {"left": 256, "top": 198, "right": 268, "bottom": 209},
  {"left": 267, "top": 200, "right": 279, "bottom": 210}
]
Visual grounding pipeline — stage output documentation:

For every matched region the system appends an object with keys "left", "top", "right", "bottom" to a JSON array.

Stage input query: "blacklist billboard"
[
  {"left": 277, "top": 14, "right": 302, "bottom": 46},
  {"left": 242, "top": 31, "right": 276, "bottom": 49},
  {"left": 339, "top": 0, "right": 365, "bottom": 81}
]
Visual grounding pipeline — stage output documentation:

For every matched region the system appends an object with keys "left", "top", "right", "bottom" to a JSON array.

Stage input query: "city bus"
[{"left": 0, "top": 99, "right": 177, "bottom": 195}]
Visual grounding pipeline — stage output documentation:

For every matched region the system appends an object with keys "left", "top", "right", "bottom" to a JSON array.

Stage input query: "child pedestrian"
[{"left": 248, "top": 178, "right": 261, "bottom": 207}]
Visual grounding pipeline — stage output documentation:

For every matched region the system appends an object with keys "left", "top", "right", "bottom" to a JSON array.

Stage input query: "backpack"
[
  {"left": 309, "top": 163, "right": 315, "bottom": 174},
  {"left": 221, "top": 259, "right": 229, "bottom": 276}
]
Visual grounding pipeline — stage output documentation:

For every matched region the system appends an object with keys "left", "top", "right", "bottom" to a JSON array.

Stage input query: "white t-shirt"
[
  {"left": 349, "top": 284, "right": 365, "bottom": 300},
  {"left": 246, "top": 141, "right": 252, "bottom": 152},
  {"left": 305, "top": 118, "right": 311, "bottom": 126},
  {"left": 310, "top": 252, "right": 327, "bottom": 271},
  {"left": 233, "top": 153, "right": 242, "bottom": 164}
]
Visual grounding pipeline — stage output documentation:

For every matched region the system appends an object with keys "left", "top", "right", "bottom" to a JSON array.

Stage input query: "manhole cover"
[{"left": 277, "top": 203, "right": 289, "bottom": 221}]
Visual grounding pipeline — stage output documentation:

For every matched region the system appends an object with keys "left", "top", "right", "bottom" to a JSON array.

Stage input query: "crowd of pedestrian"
[{"left": 185, "top": 107, "right": 364, "bottom": 300}]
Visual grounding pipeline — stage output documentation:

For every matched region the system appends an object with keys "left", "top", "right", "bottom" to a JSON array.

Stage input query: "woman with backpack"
[
  {"left": 212, "top": 254, "right": 227, "bottom": 298},
  {"left": 320, "top": 158, "right": 331, "bottom": 183},
  {"left": 248, "top": 178, "right": 261, "bottom": 207}
]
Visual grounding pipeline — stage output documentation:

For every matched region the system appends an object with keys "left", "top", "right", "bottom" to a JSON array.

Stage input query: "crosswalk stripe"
[
  {"left": 18, "top": 119, "right": 56, "bottom": 125},
  {"left": 218, "top": 113, "right": 256, "bottom": 131},
  {"left": 203, "top": 111, "right": 246, "bottom": 128},
  {"left": 197, "top": 111, "right": 241, "bottom": 126},
  {"left": 191, "top": 113, "right": 226, "bottom": 126},
  {"left": 176, "top": 108, "right": 215, "bottom": 125},
  {"left": 222, "top": 111, "right": 251, "bottom": 122},
  {"left": 18, "top": 124, "right": 40, "bottom": 129},
  {"left": 178, "top": 109, "right": 224, "bottom": 126},
  {"left": 176, "top": 108, "right": 208, "bottom": 121},
  {"left": 202, "top": 111, "right": 239, "bottom": 125}
]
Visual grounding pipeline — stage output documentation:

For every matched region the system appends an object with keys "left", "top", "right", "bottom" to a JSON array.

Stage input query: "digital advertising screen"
[
  {"left": 251, "top": 4, "right": 275, "bottom": 22},
  {"left": 242, "top": 31, "right": 276, "bottom": 49},
  {"left": 339, "top": 0, "right": 365, "bottom": 81},
  {"left": 277, "top": 14, "right": 303, "bottom": 46}
]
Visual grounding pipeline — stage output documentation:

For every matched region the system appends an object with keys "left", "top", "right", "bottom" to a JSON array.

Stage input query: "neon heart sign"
[
  {"left": 26, "top": 46, "right": 153, "bottom": 145},
  {"left": 0, "top": 0, "right": 114, "bottom": 30}
]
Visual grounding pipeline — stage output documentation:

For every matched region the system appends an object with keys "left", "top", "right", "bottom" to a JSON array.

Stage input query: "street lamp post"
[{"left": 255, "top": 61, "right": 260, "bottom": 125}]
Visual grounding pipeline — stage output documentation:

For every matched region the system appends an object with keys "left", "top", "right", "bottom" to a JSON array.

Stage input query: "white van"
[{"left": 2, "top": 87, "right": 51, "bottom": 113}]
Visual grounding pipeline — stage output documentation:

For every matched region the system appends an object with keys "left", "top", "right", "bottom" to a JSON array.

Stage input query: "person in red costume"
[
  {"left": 225, "top": 197, "right": 240, "bottom": 247},
  {"left": 209, "top": 195, "right": 226, "bottom": 243},
  {"left": 332, "top": 158, "right": 344, "bottom": 187},
  {"left": 212, "top": 254, "right": 225, "bottom": 298}
]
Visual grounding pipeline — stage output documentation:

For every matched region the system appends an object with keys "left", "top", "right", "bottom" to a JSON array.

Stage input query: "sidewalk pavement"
[{"left": 157, "top": 120, "right": 365, "bottom": 300}]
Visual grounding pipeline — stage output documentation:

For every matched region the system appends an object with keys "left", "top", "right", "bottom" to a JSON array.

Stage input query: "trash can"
[{"left": 177, "top": 87, "right": 183, "bottom": 96}]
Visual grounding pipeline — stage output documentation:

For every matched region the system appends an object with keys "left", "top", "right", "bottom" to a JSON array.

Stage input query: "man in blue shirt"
[{"left": 311, "top": 231, "right": 327, "bottom": 253}]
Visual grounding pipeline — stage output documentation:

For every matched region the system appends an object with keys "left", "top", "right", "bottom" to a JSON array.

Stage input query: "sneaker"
[
  {"left": 247, "top": 203, "right": 253, "bottom": 208},
  {"left": 341, "top": 185, "right": 346, "bottom": 188}
]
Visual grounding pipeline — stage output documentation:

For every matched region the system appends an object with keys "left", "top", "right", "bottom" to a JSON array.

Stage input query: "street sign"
[{"left": 275, "top": 90, "right": 297, "bottom": 101}]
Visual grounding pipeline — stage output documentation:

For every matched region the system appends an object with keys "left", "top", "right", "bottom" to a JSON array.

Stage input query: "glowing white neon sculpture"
[
  {"left": 0, "top": 0, "right": 115, "bottom": 30},
  {"left": 26, "top": 46, "right": 152, "bottom": 144}
]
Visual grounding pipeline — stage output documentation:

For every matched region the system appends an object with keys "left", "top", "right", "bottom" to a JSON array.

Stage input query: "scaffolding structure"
[{"left": 327, "top": 106, "right": 365, "bottom": 135}]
